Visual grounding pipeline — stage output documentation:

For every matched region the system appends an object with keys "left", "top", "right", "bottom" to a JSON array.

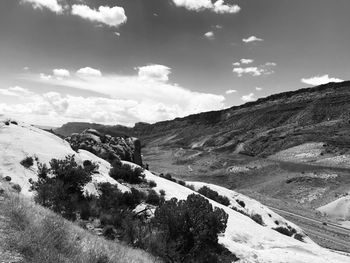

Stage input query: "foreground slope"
[{"left": 2, "top": 119, "right": 349, "bottom": 262}]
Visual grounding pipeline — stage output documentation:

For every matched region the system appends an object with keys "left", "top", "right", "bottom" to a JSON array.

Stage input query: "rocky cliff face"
[
  {"left": 56, "top": 81, "right": 350, "bottom": 157},
  {"left": 66, "top": 129, "right": 142, "bottom": 166}
]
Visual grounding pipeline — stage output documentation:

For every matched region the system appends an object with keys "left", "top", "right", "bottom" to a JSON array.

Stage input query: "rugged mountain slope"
[
  {"left": 54, "top": 81, "right": 350, "bottom": 230},
  {"left": 2, "top": 118, "right": 350, "bottom": 262}
]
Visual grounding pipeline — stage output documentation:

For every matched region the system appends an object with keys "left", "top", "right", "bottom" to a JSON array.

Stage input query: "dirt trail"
[{"left": 0, "top": 196, "right": 23, "bottom": 263}]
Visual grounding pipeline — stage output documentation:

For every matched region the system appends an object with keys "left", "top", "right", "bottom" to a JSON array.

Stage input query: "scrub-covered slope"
[
  {"left": 0, "top": 119, "right": 128, "bottom": 195},
  {"left": 1, "top": 118, "right": 349, "bottom": 263}
]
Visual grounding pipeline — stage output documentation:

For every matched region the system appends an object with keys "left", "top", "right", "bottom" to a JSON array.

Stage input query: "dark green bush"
[
  {"left": 146, "top": 190, "right": 162, "bottom": 206},
  {"left": 198, "top": 186, "right": 230, "bottom": 206},
  {"left": 149, "top": 180, "right": 157, "bottom": 188},
  {"left": 109, "top": 163, "right": 144, "bottom": 184},
  {"left": 151, "top": 194, "right": 233, "bottom": 262},
  {"left": 273, "top": 226, "right": 294, "bottom": 237},
  {"left": 12, "top": 184, "right": 22, "bottom": 193},
  {"left": 4, "top": 176, "right": 11, "bottom": 182},
  {"left": 294, "top": 233, "right": 304, "bottom": 242},
  {"left": 20, "top": 156, "right": 34, "bottom": 168},
  {"left": 236, "top": 199, "right": 245, "bottom": 208},
  {"left": 30, "top": 155, "right": 94, "bottom": 220},
  {"left": 251, "top": 214, "right": 264, "bottom": 225}
]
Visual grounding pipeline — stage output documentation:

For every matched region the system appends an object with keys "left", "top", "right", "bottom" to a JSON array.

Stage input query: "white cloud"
[
  {"left": 172, "top": 0, "right": 240, "bottom": 14},
  {"left": 71, "top": 5, "right": 127, "bottom": 27},
  {"left": 0, "top": 86, "right": 33, "bottom": 97},
  {"left": 53, "top": 68, "right": 70, "bottom": 78},
  {"left": 242, "top": 36, "right": 263, "bottom": 43},
  {"left": 255, "top": 87, "right": 263, "bottom": 91},
  {"left": 204, "top": 31, "right": 215, "bottom": 40},
  {"left": 241, "top": 93, "right": 256, "bottom": 102},
  {"left": 225, "top": 89, "right": 237, "bottom": 94},
  {"left": 137, "top": 64, "right": 171, "bottom": 82},
  {"left": 40, "top": 73, "right": 52, "bottom": 80},
  {"left": 233, "top": 62, "right": 240, "bottom": 66},
  {"left": 233, "top": 62, "right": 276, "bottom": 77},
  {"left": 240, "top": 59, "right": 254, "bottom": 64},
  {"left": 76, "top": 67, "right": 102, "bottom": 77},
  {"left": 23, "top": 67, "right": 30, "bottom": 71},
  {"left": 20, "top": 66, "right": 225, "bottom": 126},
  {"left": 233, "top": 67, "right": 263, "bottom": 77},
  {"left": 21, "top": 0, "right": 63, "bottom": 13},
  {"left": 301, "top": 74, "right": 344, "bottom": 86},
  {"left": 215, "top": 25, "right": 223, "bottom": 29},
  {"left": 114, "top": 32, "right": 121, "bottom": 37}
]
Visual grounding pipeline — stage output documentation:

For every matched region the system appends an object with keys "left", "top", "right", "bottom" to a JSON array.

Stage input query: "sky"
[{"left": 0, "top": 0, "right": 349, "bottom": 127}]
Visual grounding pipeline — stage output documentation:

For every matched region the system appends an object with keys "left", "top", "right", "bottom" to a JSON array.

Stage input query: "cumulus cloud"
[
  {"left": 53, "top": 69, "right": 70, "bottom": 78},
  {"left": 242, "top": 36, "right": 263, "bottom": 43},
  {"left": 241, "top": 93, "right": 256, "bottom": 102},
  {"left": 233, "top": 62, "right": 276, "bottom": 77},
  {"left": 301, "top": 74, "right": 344, "bottom": 86},
  {"left": 76, "top": 67, "right": 102, "bottom": 77},
  {"left": 204, "top": 31, "right": 215, "bottom": 40},
  {"left": 21, "top": 0, "right": 63, "bottom": 13},
  {"left": 233, "top": 67, "right": 263, "bottom": 77},
  {"left": 71, "top": 4, "right": 127, "bottom": 27},
  {"left": 255, "top": 87, "right": 263, "bottom": 91},
  {"left": 19, "top": 65, "right": 225, "bottom": 126},
  {"left": 225, "top": 89, "right": 237, "bottom": 94},
  {"left": 40, "top": 73, "right": 52, "bottom": 80},
  {"left": 240, "top": 59, "right": 254, "bottom": 64},
  {"left": 172, "top": 0, "right": 240, "bottom": 14},
  {"left": 0, "top": 86, "right": 33, "bottom": 97},
  {"left": 137, "top": 65, "right": 171, "bottom": 82}
]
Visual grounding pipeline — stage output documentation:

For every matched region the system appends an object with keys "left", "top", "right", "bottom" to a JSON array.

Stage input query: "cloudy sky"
[{"left": 0, "top": 0, "right": 349, "bottom": 126}]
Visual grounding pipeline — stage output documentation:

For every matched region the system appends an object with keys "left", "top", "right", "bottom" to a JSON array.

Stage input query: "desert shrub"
[
  {"left": 20, "top": 156, "right": 34, "bottom": 168},
  {"left": 149, "top": 180, "right": 157, "bottom": 188},
  {"left": 273, "top": 226, "right": 294, "bottom": 237},
  {"left": 294, "top": 233, "right": 304, "bottom": 242},
  {"left": 186, "top": 184, "right": 195, "bottom": 191},
  {"left": 274, "top": 220, "right": 279, "bottom": 225},
  {"left": 178, "top": 180, "right": 186, "bottom": 186},
  {"left": 30, "top": 155, "right": 94, "bottom": 220},
  {"left": 151, "top": 194, "right": 233, "bottom": 262},
  {"left": 236, "top": 199, "right": 245, "bottom": 208},
  {"left": 109, "top": 163, "right": 144, "bottom": 184},
  {"left": 12, "top": 184, "right": 22, "bottom": 193},
  {"left": 146, "top": 190, "right": 162, "bottom": 206},
  {"left": 159, "top": 190, "right": 166, "bottom": 196},
  {"left": 198, "top": 186, "right": 230, "bottom": 206},
  {"left": 251, "top": 214, "right": 264, "bottom": 225},
  {"left": 4, "top": 176, "right": 12, "bottom": 182}
]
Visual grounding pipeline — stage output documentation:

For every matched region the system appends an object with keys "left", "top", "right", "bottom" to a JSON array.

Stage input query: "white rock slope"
[{"left": 0, "top": 119, "right": 349, "bottom": 263}]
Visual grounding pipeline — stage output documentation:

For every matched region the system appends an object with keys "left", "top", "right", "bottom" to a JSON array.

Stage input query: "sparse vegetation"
[
  {"left": 20, "top": 156, "right": 34, "bottom": 168},
  {"left": 4, "top": 176, "right": 12, "bottom": 182},
  {"left": 0, "top": 186, "right": 159, "bottom": 263}
]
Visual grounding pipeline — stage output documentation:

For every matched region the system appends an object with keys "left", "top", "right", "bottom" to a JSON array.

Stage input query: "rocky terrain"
[
  {"left": 66, "top": 128, "right": 142, "bottom": 166},
  {"left": 54, "top": 81, "right": 350, "bottom": 250},
  {"left": 1, "top": 118, "right": 350, "bottom": 263}
]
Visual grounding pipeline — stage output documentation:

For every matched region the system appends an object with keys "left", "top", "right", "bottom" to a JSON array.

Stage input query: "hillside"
[
  {"left": 2, "top": 118, "right": 350, "bottom": 262},
  {"left": 54, "top": 81, "right": 350, "bottom": 246}
]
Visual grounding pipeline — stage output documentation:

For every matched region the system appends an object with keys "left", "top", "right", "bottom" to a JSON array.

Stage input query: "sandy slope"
[{"left": 1, "top": 119, "right": 349, "bottom": 263}]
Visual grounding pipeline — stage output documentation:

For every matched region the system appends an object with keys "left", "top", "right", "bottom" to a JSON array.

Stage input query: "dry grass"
[{"left": 0, "top": 185, "right": 161, "bottom": 263}]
